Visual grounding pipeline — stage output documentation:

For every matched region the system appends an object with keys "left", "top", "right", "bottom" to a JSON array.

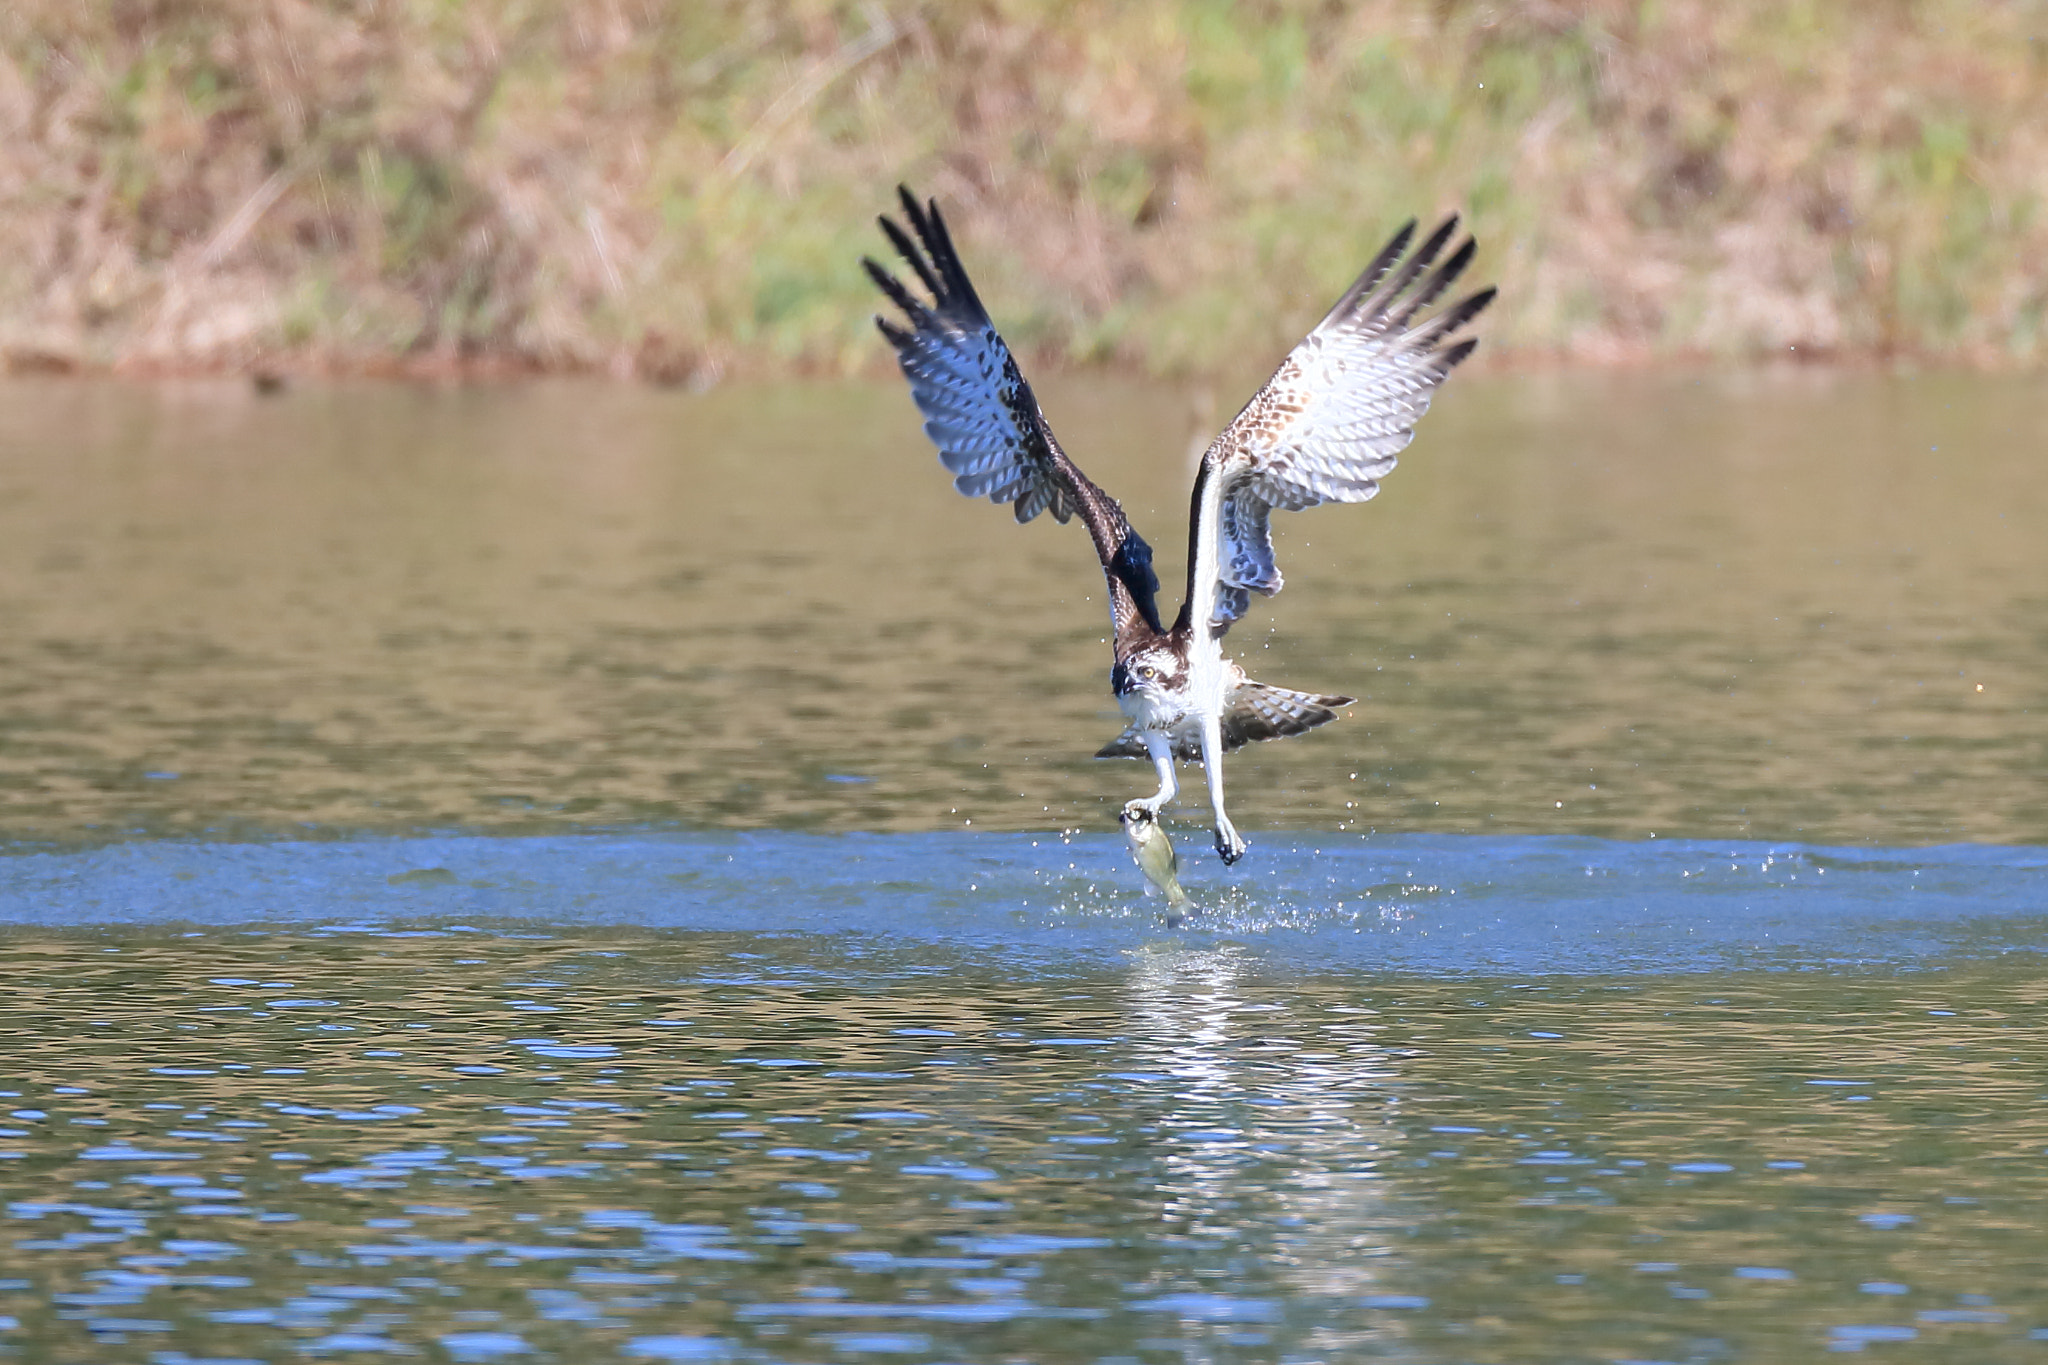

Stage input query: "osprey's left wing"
[
  {"left": 865, "top": 186, "right": 1164, "bottom": 640},
  {"left": 1183, "top": 218, "right": 1495, "bottom": 634}
]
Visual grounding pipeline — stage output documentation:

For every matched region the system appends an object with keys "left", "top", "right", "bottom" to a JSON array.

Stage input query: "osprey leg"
[
  {"left": 1122, "top": 732, "right": 1178, "bottom": 819},
  {"left": 1199, "top": 712, "right": 1246, "bottom": 864}
]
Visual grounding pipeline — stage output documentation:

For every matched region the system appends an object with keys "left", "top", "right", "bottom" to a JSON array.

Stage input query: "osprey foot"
[{"left": 1214, "top": 820, "right": 1247, "bottom": 866}]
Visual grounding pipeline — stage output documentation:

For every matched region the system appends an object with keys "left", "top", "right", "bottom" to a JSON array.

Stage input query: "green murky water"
[{"left": 1, "top": 372, "right": 2043, "bottom": 845}]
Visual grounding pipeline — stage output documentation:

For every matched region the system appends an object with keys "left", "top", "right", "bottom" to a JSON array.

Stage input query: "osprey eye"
[{"left": 1138, "top": 665, "right": 1160, "bottom": 682}]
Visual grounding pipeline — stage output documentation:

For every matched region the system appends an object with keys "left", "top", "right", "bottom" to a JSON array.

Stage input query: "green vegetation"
[{"left": 2, "top": 1, "right": 2044, "bottom": 378}]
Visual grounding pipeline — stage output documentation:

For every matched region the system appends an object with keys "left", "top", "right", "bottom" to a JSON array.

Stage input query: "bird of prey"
[{"left": 865, "top": 186, "right": 1493, "bottom": 865}]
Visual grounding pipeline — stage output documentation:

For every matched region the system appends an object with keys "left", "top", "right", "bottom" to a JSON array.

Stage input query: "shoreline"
[{"left": 2, "top": 342, "right": 2033, "bottom": 389}]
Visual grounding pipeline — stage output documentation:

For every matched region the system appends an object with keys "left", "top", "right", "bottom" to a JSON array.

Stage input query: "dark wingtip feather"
[
  {"left": 1443, "top": 234, "right": 1476, "bottom": 275},
  {"left": 1419, "top": 215, "right": 1460, "bottom": 257},
  {"left": 1375, "top": 219, "right": 1420, "bottom": 268},
  {"left": 1433, "top": 237, "right": 1478, "bottom": 293},
  {"left": 882, "top": 185, "right": 992, "bottom": 322},
  {"left": 1416, "top": 285, "right": 1496, "bottom": 348},
  {"left": 1391, "top": 239, "right": 1481, "bottom": 328},
  {"left": 1392, "top": 218, "right": 1458, "bottom": 293},
  {"left": 860, "top": 254, "right": 900, "bottom": 292},
  {"left": 1441, "top": 285, "right": 1497, "bottom": 337},
  {"left": 920, "top": 196, "right": 986, "bottom": 316},
  {"left": 1316, "top": 218, "right": 1420, "bottom": 332},
  {"left": 876, "top": 216, "right": 943, "bottom": 301},
  {"left": 1338, "top": 215, "right": 1461, "bottom": 335},
  {"left": 1438, "top": 337, "right": 1480, "bottom": 371},
  {"left": 862, "top": 256, "right": 926, "bottom": 321}
]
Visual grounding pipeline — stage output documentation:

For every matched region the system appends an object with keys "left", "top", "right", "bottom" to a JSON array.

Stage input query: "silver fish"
[{"left": 1120, "top": 803, "right": 1192, "bottom": 924}]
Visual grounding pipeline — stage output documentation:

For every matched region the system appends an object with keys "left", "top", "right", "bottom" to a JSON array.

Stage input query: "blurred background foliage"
[{"left": 1, "top": 0, "right": 2043, "bottom": 379}]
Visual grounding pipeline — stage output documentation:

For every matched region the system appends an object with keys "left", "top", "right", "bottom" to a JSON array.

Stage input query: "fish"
[{"left": 1119, "top": 802, "right": 1192, "bottom": 924}]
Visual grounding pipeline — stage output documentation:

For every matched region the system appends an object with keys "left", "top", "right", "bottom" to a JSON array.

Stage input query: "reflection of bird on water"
[
  {"left": 866, "top": 186, "right": 1491, "bottom": 866},
  {"left": 1119, "top": 804, "right": 1192, "bottom": 925}
]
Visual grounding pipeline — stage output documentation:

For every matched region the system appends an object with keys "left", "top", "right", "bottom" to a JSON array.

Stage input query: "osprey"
[{"left": 865, "top": 187, "right": 1493, "bottom": 865}]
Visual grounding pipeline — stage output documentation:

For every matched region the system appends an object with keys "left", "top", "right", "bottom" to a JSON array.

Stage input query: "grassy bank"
[{"left": 2, "top": 1, "right": 2044, "bottom": 380}]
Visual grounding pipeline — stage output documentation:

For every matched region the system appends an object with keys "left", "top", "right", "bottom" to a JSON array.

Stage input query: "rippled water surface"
[
  {"left": 1, "top": 371, "right": 2046, "bottom": 1362},
  {"left": 2, "top": 923, "right": 2048, "bottom": 1363}
]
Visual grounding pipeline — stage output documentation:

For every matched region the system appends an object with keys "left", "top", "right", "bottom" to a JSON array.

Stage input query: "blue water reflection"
[
  {"left": 6, "top": 830, "right": 2046, "bottom": 974},
  {"left": 1, "top": 855, "right": 2042, "bottom": 1359}
]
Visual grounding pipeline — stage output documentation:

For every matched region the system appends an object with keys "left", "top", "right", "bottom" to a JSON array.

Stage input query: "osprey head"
[{"left": 1111, "top": 644, "right": 1188, "bottom": 700}]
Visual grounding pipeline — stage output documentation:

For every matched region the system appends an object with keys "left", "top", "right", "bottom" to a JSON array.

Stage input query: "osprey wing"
[
  {"left": 866, "top": 186, "right": 1165, "bottom": 639},
  {"left": 1185, "top": 218, "right": 1495, "bottom": 632}
]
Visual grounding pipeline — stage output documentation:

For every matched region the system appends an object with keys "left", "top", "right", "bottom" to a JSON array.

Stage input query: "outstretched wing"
[
  {"left": 1184, "top": 218, "right": 1495, "bottom": 633},
  {"left": 865, "top": 185, "right": 1165, "bottom": 640}
]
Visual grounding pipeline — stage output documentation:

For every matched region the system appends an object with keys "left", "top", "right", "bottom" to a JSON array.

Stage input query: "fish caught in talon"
[{"left": 1120, "top": 803, "right": 1192, "bottom": 923}]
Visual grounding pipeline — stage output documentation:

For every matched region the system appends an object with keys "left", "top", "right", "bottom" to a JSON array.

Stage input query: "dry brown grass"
[{"left": 1, "top": 0, "right": 2044, "bottom": 379}]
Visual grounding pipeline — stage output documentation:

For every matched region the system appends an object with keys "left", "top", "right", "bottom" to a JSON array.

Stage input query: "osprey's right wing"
[
  {"left": 1181, "top": 218, "right": 1494, "bottom": 637},
  {"left": 865, "top": 186, "right": 1165, "bottom": 640}
]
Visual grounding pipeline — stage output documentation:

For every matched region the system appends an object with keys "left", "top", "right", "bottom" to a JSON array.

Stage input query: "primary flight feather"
[{"left": 865, "top": 186, "right": 1493, "bottom": 864}]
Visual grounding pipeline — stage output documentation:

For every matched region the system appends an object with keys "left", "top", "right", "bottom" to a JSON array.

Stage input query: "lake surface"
[{"left": 1, "top": 370, "right": 2045, "bottom": 1362}]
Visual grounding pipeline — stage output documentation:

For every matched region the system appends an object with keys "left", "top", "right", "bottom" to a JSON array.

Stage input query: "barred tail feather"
[
  {"left": 1094, "top": 680, "right": 1353, "bottom": 760},
  {"left": 1220, "top": 678, "right": 1352, "bottom": 752}
]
